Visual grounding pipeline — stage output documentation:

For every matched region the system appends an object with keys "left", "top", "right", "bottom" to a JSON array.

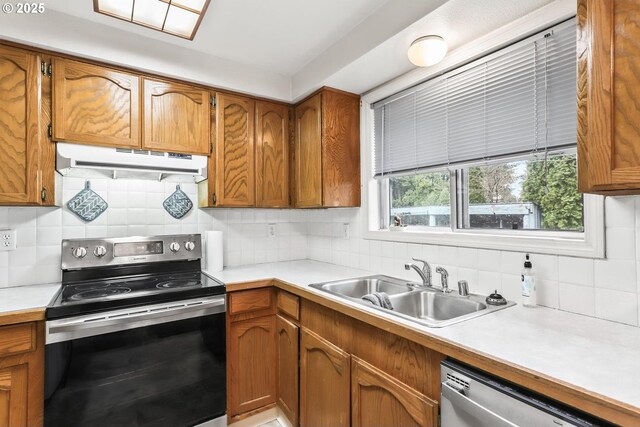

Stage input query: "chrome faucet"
[
  {"left": 435, "top": 266, "right": 451, "bottom": 293},
  {"left": 404, "top": 258, "right": 432, "bottom": 287}
]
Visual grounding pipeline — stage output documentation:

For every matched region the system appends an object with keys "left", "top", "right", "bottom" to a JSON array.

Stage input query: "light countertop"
[
  {"left": 0, "top": 282, "right": 60, "bottom": 316},
  {"left": 204, "top": 260, "right": 640, "bottom": 411}
]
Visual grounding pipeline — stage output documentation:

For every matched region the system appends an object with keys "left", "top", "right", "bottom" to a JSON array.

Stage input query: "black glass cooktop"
[{"left": 47, "top": 262, "right": 225, "bottom": 320}]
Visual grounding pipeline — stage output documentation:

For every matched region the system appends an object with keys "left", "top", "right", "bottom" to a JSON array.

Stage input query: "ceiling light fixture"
[
  {"left": 94, "top": 0, "right": 211, "bottom": 40},
  {"left": 408, "top": 35, "right": 448, "bottom": 67}
]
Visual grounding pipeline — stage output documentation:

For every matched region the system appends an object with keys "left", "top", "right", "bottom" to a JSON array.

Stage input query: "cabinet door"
[
  {"left": 0, "top": 363, "right": 29, "bottom": 427},
  {"left": 578, "top": 0, "right": 640, "bottom": 193},
  {"left": 228, "top": 315, "right": 276, "bottom": 417},
  {"left": 0, "top": 46, "right": 40, "bottom": 205},
  {"left": 276, "top": 315, "right": 299, "bottom": 427},
  {"left": 294, "top": 94, "right": 322, "bottom": 207},
  {"left": 299, "top": 328, "right": 350, "bottom": 427},
  {"left": 143, "top": 78, "right": 209, "bottom": 155},
  {"left": 53, "top": 59, "right": 140, "bottom": 148},
  {"left": 256, "top": 101, "right": 289, "bottom": 207},
  {"left": 213, "top": 93, "right": 255, "bottom": 206},
  {"left": 351, "top": 357, "right": 438, "bottom": 427}
]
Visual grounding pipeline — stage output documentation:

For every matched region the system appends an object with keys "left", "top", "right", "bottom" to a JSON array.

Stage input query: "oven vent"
[{"left": 446, "top": 372, "right": 470, "bottom": 390}]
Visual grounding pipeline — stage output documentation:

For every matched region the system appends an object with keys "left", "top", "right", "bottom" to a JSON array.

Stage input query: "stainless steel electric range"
[{"left": 44, "top": 234, "right": 227, "bottom": 427}]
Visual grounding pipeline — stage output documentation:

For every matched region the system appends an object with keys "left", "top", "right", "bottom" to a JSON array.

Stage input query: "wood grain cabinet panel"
[
  {"left": 578, "top": 0, "right": 640, "bottom": 194},
  {"left": 294, "top": 88, "right": 360, "bottom": 208},
  {"left": 208, "top": 92, "right": 256, "bottom": 207},
  {"left": 227, "top": 315, "right": 276, "bottom": 417},
  {"left": 294, "top": 94, "right": 323, "bottom": 207},
  {"left": 300, "top": 327, "right": 350, "bottom": 427},
  {"left": 276, "top": 314, "right": 299, "bottom": 427},
  {"left": 0, "top": 363, "right": 29, "bottom": 427},
  {"left": 53, "top": 59, "right": 140, "bottom": 148},
  {"left": 351, "top": 356, "right": 438, "bottom": 427},
  {"left": 0, "top": 46, "right": 41, "bottom": 205},
  {"left": 142, "top": 78, "right": 209, "bottom": 155},
  {"left": 256, "top": 101, "right": 289, "bottom": 207}
]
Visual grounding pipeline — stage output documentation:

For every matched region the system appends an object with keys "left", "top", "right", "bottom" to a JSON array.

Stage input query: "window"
[{"left": 366, "top": 17, "right": 604, "bottom": 257}]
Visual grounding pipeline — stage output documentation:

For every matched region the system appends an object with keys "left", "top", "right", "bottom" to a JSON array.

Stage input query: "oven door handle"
[{"left": 46, "top": 296, "right": 226, "bottom": 344}]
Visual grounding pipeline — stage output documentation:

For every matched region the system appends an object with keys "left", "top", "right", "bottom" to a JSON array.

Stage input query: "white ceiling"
[
  {"left": 45, "top": 0, "right": 391, "bottom": 76},
  {"left": 0, "top": 0, "right": 572, "bottom": 101}
]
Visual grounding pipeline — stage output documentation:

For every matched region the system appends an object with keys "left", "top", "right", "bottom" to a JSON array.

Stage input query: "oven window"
[{"left": 45, "top": 314, "right": 226, "bottom": 427}]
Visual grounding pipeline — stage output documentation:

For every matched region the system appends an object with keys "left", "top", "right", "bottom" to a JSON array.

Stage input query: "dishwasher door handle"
[{"left": 441, "top": 382, "right": 519, "bottom": 427}]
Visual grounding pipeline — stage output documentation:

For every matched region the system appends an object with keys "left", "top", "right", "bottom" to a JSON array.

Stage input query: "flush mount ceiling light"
[
  {"left": 408, "top": 35, "right": 448, "bottom": 67},
  {"left": 94, "top": 0, "right": 211, "bottom": 40}
]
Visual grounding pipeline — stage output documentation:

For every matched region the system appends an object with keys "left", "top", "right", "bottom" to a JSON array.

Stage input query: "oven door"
[{"left": 44, "top": 297, "right": 226, "bottom": 427}]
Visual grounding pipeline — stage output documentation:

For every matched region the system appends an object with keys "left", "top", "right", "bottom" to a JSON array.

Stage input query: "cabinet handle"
[
  {"left": 212, "top": 194, "right": 216, "bottom": 205},
  {"left": 41, "top": 188, "right": 47, "bottom": 202}
]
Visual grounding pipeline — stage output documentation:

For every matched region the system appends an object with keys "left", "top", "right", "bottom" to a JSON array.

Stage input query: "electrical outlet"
[
  {"left": 343, "top": 223, "right": 350, "bottom": 240},
  {"left": 268, "top": 223, "right": 277, "bottom": 238},
  {"left": 0, "top": 229, "right": 17, "bottom": 251}
]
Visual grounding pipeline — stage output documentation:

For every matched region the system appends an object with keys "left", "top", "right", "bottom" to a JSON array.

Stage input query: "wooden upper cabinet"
[
  {"left": 294, "top": 88, "right": 360, "bottom": 208},
  {"left": 295, "top": 94, "right": 323, "bottom": 207},
  {"left": 578, "top": 0, "right": 640, "bottom": 194},
  {"left": 256, "top": 101, "right": 290, "bottom": 207},
  {"left": 53, "top": 58, "right": 140, "bottom": 148},
  {"left": 210, "top": 92, "right": 255, "bottom": 207},
  {"left": 351, "top": 357, "right": 438, "bottom": 427},
  {"left": 142, "top": 78, "right": 210, "bottom": 155},
  {"left": 0, "top": 46, "right": 41, "bottom": 205},
  {"left": 300, "top": 327, "right": 350, "bottom": 427}
]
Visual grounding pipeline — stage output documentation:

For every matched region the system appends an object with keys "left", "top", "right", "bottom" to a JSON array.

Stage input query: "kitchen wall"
[
  {"left": 0, "top": 176, "right": 307, "bottom": 288},
  {"left": 1, "top": 176, "right": 638, "bottom": 328},
  {"left": 307, "top": 198, "right": 640, "bottom": 327}
]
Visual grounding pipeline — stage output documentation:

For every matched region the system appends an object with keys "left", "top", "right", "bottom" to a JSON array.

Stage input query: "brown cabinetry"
[
  {"left": 0, "top": 45, "right": 55, "bottom": 206},
  {"left": 351, "top": 356, "right": 438, "bottom": 427},
  {"left": 276, "top": 314, "right": 299, "bottom": 426},
  {"left": 577, "top": 0, "right": 640, "bottom": 194},
  {"left": 227, "top": 288, "right": 276, "bottom": 421},
  {"left": 300, "top": 327, "right": 351, "bottom": 427},
  {"left": 142, "top": 78, "right": 210, "bottom": 155},
  {"left": 294, "top": 88, "right": 360, "bottom": 207},
  {"left": 0, "top": 320, "right": 44, "bottom": 427},
  {"left": 201, "top": 93, "right": 256, "bottom": 207},
  {"left": 256, "top": 101, "right": 290, "bottom": 207},
  {"left": 53, "top": 59, "right": 140, "bottom": 148}
]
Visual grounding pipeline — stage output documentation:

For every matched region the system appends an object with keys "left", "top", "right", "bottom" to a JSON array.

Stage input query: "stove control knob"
[
  {"left": 93, "top": 246, "right": 107, "bottom": 258},
  {"left": 72, "top": 247, "right": 87, "bottom": 259},
  {"left": 169, "top": 242, "right": 181, "bottom": 253},
  {"left": 185, "top": 241, "right": 196, "bottom": 251}
]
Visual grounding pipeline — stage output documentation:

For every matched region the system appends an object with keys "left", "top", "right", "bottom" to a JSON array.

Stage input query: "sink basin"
[
  {"left": 310, "top": 275, "right": 515, "bottom": 327},
  {"left": 310, "top": 275, "right": 413, "bottom": 300},
  {"left": 390, "top": 291, "right": 485, "bottom": 322}
]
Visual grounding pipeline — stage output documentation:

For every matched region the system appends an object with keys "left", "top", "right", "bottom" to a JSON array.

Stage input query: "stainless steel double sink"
[{"left": 310, "top": 275, "right": 515, "bottom": 327}]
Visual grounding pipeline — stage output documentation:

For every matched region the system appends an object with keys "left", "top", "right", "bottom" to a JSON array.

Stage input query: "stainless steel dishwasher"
[{"left": 440, "top": 359, "right": 615, "bottom": 427}]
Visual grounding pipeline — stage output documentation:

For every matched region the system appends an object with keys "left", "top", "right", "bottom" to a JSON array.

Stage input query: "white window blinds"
[{"left": 373, "top": 18, "right": 576, "bottom": 177}]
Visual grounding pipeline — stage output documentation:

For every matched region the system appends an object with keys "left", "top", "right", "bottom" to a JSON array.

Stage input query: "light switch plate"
[
  {"left": 0, "top": 229, "right": 17, "bottom": 251},
  {"left": 268, "top": 223, "right": 277, "bottom": 238},
  {"left": 343, "top": 223, "right": 350, "bottom": 240}
]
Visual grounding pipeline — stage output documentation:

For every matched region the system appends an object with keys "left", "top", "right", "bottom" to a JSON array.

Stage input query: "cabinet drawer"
[
  {"left": 0, "top": 323, "right": 35, "bottom": 357},
  {"left": 277, "top": 291, "right": 299, "bottom": 321},
  {"left": 228, "top": 288, "right": 274, "bottom": 316}
]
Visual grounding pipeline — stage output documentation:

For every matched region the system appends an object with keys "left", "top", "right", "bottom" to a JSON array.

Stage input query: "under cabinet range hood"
[{"left": 56, "top": 143, "right": 207, "bottom": 182}]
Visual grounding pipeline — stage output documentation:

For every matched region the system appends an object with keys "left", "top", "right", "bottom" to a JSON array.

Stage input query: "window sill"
[{"left": 363, "top": 223, "right": 604, "bottom": 258}]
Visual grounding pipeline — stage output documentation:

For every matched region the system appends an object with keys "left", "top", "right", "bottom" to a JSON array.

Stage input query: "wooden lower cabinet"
[
  {"left": 351, "top": 357, "right": 438, "bottom": 427},
  {"left": 276, "top": 315, "right": 299, "bottom": 426},
  {"left": 227, "top": 315, "right": 276, "bottom": 418},
  {"left": 0, "top": 320, "right": 44, "bottom": 427},
  {"left": 300, "top": 327, "right": 350, "bottom": 427}
]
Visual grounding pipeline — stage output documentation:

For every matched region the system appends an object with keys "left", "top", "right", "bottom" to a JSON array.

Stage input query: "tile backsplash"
[{"left": 1, "top": 176, "right": 639, "bottom": 328}]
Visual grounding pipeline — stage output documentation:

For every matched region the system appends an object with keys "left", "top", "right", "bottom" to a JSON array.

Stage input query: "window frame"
[{"left": 361, "top": 103, "right": 605, "bottom": 259}]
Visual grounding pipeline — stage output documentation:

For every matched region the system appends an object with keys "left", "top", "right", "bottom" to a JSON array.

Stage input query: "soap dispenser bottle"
[{"left": 521, "top": 254, "right": 537, "bottom": 307}]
